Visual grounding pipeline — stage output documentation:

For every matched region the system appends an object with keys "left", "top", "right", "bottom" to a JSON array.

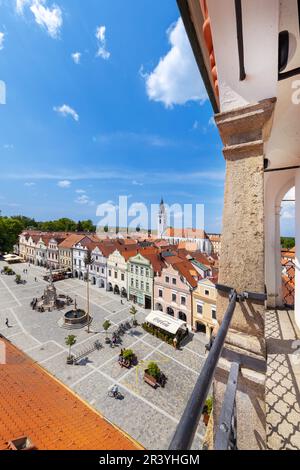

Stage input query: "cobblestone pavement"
[
  {"left": 0, "top": 261, "right": 208, "bottom": 450},
  {"left": 266, "top": 309, "right": 300, "bottom": 450}
]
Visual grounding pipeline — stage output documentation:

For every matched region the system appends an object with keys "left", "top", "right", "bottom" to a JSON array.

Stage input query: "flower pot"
[{"left": 66, "top": 356, "right": 74, "bottom": 365}]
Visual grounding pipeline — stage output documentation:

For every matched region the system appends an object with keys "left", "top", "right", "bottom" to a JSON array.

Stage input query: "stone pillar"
[
  {"left": 213, "top": 98, "right": 276, "bottom": 450},
  {"left": 295, "top": 169, "right": 300, "bottom": 329}
]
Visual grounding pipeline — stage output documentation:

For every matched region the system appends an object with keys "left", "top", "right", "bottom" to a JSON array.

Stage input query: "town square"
[{"left": 0, "top": 259, "right": 207, "bottom": 450}]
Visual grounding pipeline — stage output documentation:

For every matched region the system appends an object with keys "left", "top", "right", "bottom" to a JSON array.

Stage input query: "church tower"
[{"left": 157, "top": 198, "right": 167, "bottom": 238}]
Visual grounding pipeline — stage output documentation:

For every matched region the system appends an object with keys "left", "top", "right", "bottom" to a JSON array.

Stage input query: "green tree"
[
  {"left": 147, "top": 362, "right": 160, "bottom": 379},
  {"left": 76, "top": 220, "right": 84, "bottom": 232},
  {"left": 81, "top": 220, "right": 96, "bottom": 232},
  {"left": 103, "top": 320, "right": 111, "bottom": 340},
  {"left": 65, "top": 335, "right": 77, "bottom": 359},
  {"left": 104, "top": 225, "right": 109, "bottom": 233},
  {"left": 281, "top": 237, "right": 295, "bottom": 250},
  {"left": 129, "top": 305, "right": 138, "bottom": 325}
]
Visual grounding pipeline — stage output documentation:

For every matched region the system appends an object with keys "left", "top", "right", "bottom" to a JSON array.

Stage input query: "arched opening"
[
  {"left": 195, "top": 321, "right": 206, "bottom": 334},
  {"left": 280, "top": 187, "right": 295, "bottom": 308},
  {"left": 100, "top": 279, "right": 105, "bottom": 288},
  {"left": 155, "top": 303, "right": 163, "bottom": 311},
  {"left": 107, "top": 282, "right": 113, "bottom": 292},
  {"left": 265, "top": 170, "right": 296, "bottom": 309},
  {"left": 92, "top": 276, "right": 96, "bottom": 285},
  {"left": 114, "top": 285, "right": 120, "bottom": 295},
  {"left": 167, "top": 307, "right": 174, "bottom": 317},
  {"left": 178, "top": 311, "right": 187, "bottom": 322},
  {"left": 75, "top": 271, "right": 79, "bottom": 278},
  {"left": 121, "top": 287, "right": 127, "bottom": 298}
]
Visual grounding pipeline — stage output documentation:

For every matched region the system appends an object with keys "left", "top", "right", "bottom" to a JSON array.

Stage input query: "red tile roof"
[{"left": 0, "top": 336, "right": 141, "bottom": 451}]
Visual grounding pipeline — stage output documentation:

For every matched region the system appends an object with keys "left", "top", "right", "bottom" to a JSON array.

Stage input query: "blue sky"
[{"left": 0, "top": 1, "right": 294, "bottom": 235}]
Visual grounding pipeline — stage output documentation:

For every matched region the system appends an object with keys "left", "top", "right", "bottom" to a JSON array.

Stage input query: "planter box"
[{"left": 144, "top": 371, "right": 158, "bottom": 388}]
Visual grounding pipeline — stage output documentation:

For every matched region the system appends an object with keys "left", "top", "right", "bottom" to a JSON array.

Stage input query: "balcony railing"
[
  {"left": 283, "top": 259, "right": 295, "bottom": 308},
  {"left": 169, "top": 285, "right": 267, "bottom": 451}
]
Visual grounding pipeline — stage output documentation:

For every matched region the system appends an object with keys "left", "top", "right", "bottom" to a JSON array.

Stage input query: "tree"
[
  {"left": 76, "top": 220, "right": 84, "bottom": 232},
  {"left": 81, "top": 219, "right": 96, "bottom": 233},
  {"left": 65, "top": 335, "right": 76, "bottom": 359},
  {"left": 129, "top": 305, "right": 138, "bottom": 325},
  {"left": 103, "top": 320, "right": 111, "bottom": 340},
  {"left": 147, "top": 361, "right": 160, "bottom": 379},
  {"left": 104, "top": 225, "right": 109, "bottom": 233},
  {"left": 281, "top": 237, "right": 295, "bottom": 250},
  {"left": 136, "top": 225, "right": 141, "bottom": 233}
]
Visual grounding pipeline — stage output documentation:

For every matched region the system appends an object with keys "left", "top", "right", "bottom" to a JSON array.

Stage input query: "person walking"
[
  {"left": 5, "top": 318, "right": 9, "bottom": 328},
  {"left": 173, "top": 337, "right": 178, "bottom": 349}
]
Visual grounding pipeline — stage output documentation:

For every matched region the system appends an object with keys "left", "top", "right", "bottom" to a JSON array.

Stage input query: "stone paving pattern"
[
  {"left": 266, "top": 309, "right": 300, "bottom": 450},
  {"left": 0, "top": 261, "right": 207, "bottom": 450}
]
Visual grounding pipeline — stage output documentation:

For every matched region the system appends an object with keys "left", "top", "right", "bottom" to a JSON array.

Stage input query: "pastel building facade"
[
  {"left": 127, "top": 253, "right": 155, "bottom": 310},
  {"left": 154, "top": 260, "right": 198, "bottom": 329},
  {"left": 192, "top": 278, "right": 217, "bottom": 337}
]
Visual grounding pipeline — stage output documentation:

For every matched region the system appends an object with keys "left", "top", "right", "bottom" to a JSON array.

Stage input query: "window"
[
  {"left": 205, "top": 289, "right": 209, "bottom": 296},
  {"left": 101, "top": 268, "right": 104, "bottom": 274},
  {"left": 159, "top": 289, "right": 163, "bottom": 298},
  {"left": 146, "top": 283, "right": 150, "bottom": 292},
  {"left": 114, "top": 271, "right": 118, "bottom": 279},
  {"left": 109, "top": 270, "right": 112, "bottom": 277},
  {"left": 146, "top": 269, "right": 149, "bottom": 277},
  {"left": 136, "top": 279, "right": 139, "bottom": 289},
  {"left": 141, "top": 267, "right": 144, "bottom": 276},
  {"left": 172, "top": 293, "right": 177, "bottom": 303},
  {"left": 197, "top": 304, "right": 203, "bottom": 315},
  {"left": 181, "top": 296, "right": 186, "bottom": 306},
  {"left": 121, "top": 274, "right": 125, "bottom": 281},
  {"left": 131, "top": 265, "right": 134, "bottom": 273},
  {"left": 141, "top": 281, "right": 144, "bottom": 290},
  {"left": 135, "top": 266, "right": 139, "bottom": 275},
  {"left": 165, "top": 276, "right": 169, "bottom": 283},
  {"left": 172, "top": 278, "right": 177, "bottom": 285},
  {"left": 212, "top": 308, "right": 217, "bottom": 320},
  {"left": 131, "top": 278, "right": 134, "bottom": 287}
]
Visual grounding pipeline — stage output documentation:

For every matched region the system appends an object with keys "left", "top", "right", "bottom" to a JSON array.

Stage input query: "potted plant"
[
  {"left": 129, "top": 305, "right": 138, "bottom": 326},
  {"left": 144, "top": 361, "right": 161, "bottom": 387},
  {"left": 65, "top": 334, "right": 76, "bottom": 364},
  {"left": 122, "top": 349, "right": 135, "bottom": 363},
  {"left": 15, "top": 274, "right": 21, "bottom": 284},
  {"left": 103, "top": 320, "right": 111, "bottom": 343},
  {"left": 202, "top": 396, "right": 213, "bottom": 426}
]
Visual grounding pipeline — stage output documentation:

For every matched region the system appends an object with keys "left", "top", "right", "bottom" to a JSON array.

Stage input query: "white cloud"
[
  {"left": 71, "top": 52, "right": 81, "bottom": 64},
  {"left": 53, "top": 104, "right": 79, "bottom": 121},
  {"left": 96, "top": 25, "right": 110, "bottom": 60},
  {"left": 16, "top": 0, "right": 30, "bottom": 15},
  {"left": 143, "top": 18, "right": 207, "bottom": 108},
  {"left": 75, "top": 189, "right": 86, "bottom": 194},
  {"left": 16, "top": 0, "right": 63, "bottom": 39},
  {"left": 24, "top": 182, "right": 35, "bottom": 187},
  {"left": 0, "top": 32, "right": 5, "bottom": 50},
  {"left": 3, "top": 144, "right": 14, "bottom": 149},
  {"left": 281, "top": 187, "right": 295, "bottom": 220},
  {"left": 75, "top": 194, "right": 95, "bottom": 206},
  {"left": 132, "top": 180, "right": 143, "bottom": 187},
  {"left": 57, "top": 180, "right": 71, "bottom": 188}
]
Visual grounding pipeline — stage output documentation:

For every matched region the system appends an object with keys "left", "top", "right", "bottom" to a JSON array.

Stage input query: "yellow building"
[{"left": 192, "top": 278, "right": 218, "bottom": 337}]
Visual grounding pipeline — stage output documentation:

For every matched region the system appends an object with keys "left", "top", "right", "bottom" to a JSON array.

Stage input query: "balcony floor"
[{"left": 266, "top": 309, "right": 300, "bottom": 450}]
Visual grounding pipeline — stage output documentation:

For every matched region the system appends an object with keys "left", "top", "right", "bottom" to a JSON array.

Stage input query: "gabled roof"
[
  {"left": 163, "top": 228, "right": 207, "bottom": 239},
  {"left": 0, "top": 337, "right": 141, "bottom": 451},
  {"left": 58, "top": 234, "right": 87, "bottom": 249}
]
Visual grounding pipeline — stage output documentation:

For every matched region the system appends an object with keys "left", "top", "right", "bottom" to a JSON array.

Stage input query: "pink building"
[{"left": 154, "top": 257, "right": 198, "bottom": 329}]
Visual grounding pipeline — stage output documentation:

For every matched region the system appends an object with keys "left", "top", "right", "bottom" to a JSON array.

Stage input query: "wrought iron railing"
[
  {"left": 169, "top": 285, "right": 267, "bottom": 451},
  {"left": 282, "top": 259, "right": 295, "bottom": 308}
]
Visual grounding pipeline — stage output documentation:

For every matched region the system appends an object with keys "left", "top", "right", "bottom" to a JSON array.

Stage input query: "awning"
[
  {"left": 3, "top": 254, "right": 22, "bottom": 262},
  {"left": 145, "top": 311, "right": 187, "bottom": 335}
]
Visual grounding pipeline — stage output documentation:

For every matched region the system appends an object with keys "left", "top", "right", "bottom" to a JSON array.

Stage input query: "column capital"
[{"left": 214, "top": 97, "right": 277, "bottom": 160}]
